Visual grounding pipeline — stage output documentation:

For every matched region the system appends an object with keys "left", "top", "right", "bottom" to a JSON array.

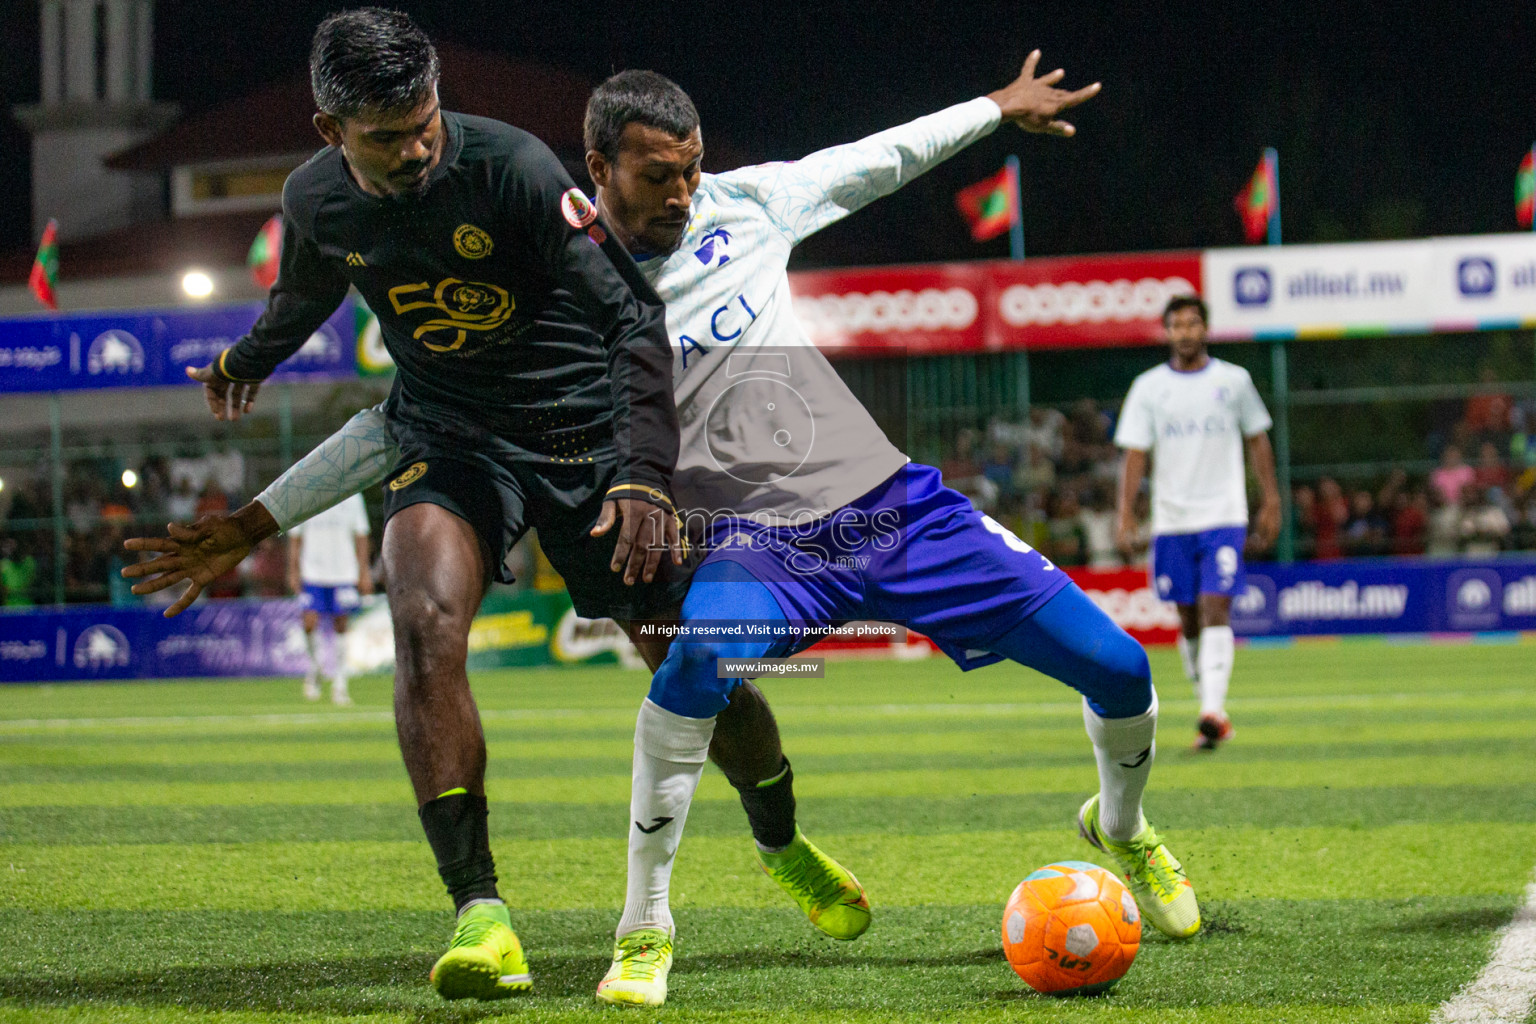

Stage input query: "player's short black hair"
[
  {"left": 584, "top": 70, "right": 700, "bottom": 160},
  {"left": 310, "top": 7, "right": 440, "bottom": 121},
  {"left": 1162, "top": 294, "right": 1208, "bottom": 326}
]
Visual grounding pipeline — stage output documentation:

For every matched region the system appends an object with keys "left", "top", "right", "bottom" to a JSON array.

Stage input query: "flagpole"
[
  {"left": 1005, "top": 155, "right": 1025, "bottom": 260},
  {"left": 1530, "top": 143, "right": 1535, "bottom": 233},
  {"left": 1265, "top": 147, "right": 1281, "bottom": 246}
]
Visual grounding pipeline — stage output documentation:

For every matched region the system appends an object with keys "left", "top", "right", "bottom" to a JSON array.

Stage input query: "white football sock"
[
  {"left": 1082, "top": 689, "right": 1158, "bottom": 843},
  {"left": 1176, "top": 633, "right": 1200, "bottom": 697},
  {"left": 1197, "top": 625, "right": 1235, "bottom": 717},
  {"left": 616, "top": 698, "right": 716, "bottom": 938},
  {"left": 302, "top": 630, "right": 320, "bottom": 680}
]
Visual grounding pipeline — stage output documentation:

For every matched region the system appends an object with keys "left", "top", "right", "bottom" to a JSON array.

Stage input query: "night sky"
[{"left": 1, "top": 0, "right": 1534, "bottom": 267}]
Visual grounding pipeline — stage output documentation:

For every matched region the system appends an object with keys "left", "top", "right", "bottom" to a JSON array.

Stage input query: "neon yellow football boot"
[
  {"left": 429, "top": 901, "right": 532, "bottom": 1000},
  {"left": 595, "top": 927, "right": 673, "bottom": 1007},
  {"left": 757, "top": 828, "right": 871, "bottom": 940},
  {"left": 1078, "top": 795, "right": 1201, "bottom": 938}
]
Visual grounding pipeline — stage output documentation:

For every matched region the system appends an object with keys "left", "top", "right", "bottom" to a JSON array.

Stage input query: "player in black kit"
[{"left": 184, "top": 9, "right": 682, "bottom": 1001}]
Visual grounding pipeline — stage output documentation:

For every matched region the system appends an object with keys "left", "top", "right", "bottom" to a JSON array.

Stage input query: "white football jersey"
[
  {"left": 635, "top": 97, "right": 1002, "bottom": 522},
  {"left": 289, "top": 493, "right": 369, "bottom": 585},
  {"left": 1114, "top": 358, "right": 1272, "bottom": 536}
]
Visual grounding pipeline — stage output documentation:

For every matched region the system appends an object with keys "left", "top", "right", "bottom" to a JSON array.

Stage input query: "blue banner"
[
  {"left": 1233, "top": 557, "right": 1536, "bottom": 637},
  {"left": 0, "top": 298, "right": 357, "bottom": 394},
  {"left": 0, "top": 600, "right": 312, "bottom": 683}
]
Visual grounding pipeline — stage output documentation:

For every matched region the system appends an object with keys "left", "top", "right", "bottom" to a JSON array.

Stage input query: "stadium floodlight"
[
  {"left": 181, "top": 270, "right": 215, "bottom": 299},
  {"left": 0, "top": 476, "right": 5, "bottom": 493},
  {"left": 121, "top": 469, "right": 139, "bottom": 489}
]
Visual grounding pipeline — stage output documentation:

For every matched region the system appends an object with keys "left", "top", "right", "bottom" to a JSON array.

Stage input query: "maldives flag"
[
  {"left": 28, "top": 218, "right": 59, "bottom": 310},
  {"left": 247, "top": 213, "right": 283, "bottom": 289},
  {"left": 955, "top": 165, "right": 1018, "bottom": 242},
  {"left": 1517, "top": 150, "right": 1535, "bottom": 229},
  {"left": 1234, "top": 151, "right": 1277, "bottom": 243}
]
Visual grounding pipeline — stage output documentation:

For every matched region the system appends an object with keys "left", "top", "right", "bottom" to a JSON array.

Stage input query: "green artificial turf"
[{"left": 1, "top": 642, "right": 1533, "bottom": 1022}]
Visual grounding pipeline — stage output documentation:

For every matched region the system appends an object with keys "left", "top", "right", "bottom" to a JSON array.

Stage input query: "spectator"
[
  {"left": 1311, "top": 478, "right": 1349, "bottom": 560},
  {"left": 195, "top": 480, "right": 230, "bottom": 519},
  {"left": 1459, "top": 484, "right": 1511, "bottom": 556},
  {"left": 1462, "top": 365, "right": 1515, "bottom": 441},
  {"left": 1023, "top": 406, "right": 1066, "bottom": 463},
  {"left": 0, "top": 536, "right": 37, "bottom": 607},
  {"left": 1045, "top": 491, "right": 1088, "bottom": 567},
  {"left": 1426, "top": 486, "right": 1461, "bottom": 557},
  {"left": 1292, "top": 484, "right": 1317, "bottom": 559},
  {"left": 941, "top": 429, "right": 983, "bottom": 484},
  {"left": 167, "top": 477, "right": 199, "bottom": 523},
  {"left": 1015, "top": 444, "right": 1056, "bottom": 500},
  {"left": 1341, "top": 489, "right": 1387, "bottom": 557},
  {"left": 1077, "top": 486, "right": 1121, "bottom": 569},
  {"left": 981, "top": 442, "right": 1018, "bottom": 506},
  {"left": 1472, "top": 441, "right": 1510, "bottom": 491},
  {"left": 1430, "top": 446, "right": 1475, "bottom": 507},
  {"left": 1388, "top": 488, "right": 1429, "bottom": 556}
]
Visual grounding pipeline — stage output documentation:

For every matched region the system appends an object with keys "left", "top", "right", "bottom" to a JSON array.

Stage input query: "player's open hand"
[
  {"left": 591, "top": 496, "right": 683, "bottom": 586},
  {"left": 122, "top": 513, "right": 256, "bottom": 617},
  {"left": 1250, "top": 501, "right": 1282, "bottom": 553},
  {"left": 187, "top": 362, "right": 261, "bottom": 421},
  {"left": 987, "top": 50, "right": 1101, "bottom": 136}
]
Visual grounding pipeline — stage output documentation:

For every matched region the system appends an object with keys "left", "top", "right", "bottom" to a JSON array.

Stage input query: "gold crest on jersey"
[{"left": 453, "top": 223, "right": 493, "bottom": 259}]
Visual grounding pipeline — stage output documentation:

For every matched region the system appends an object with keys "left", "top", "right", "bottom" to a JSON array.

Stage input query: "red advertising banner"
[
  {"left": 789, "top": 262, "right": 991, "bottom": 355},
  {"left": 787, "top": 252, "right": 1201, "bottom": 356},
  {"left": 1064, "top": 567, "right": 1180, "bottom": 646},
  {"left": 988, "top": 252, "right": 1201, "bottom": 351}
]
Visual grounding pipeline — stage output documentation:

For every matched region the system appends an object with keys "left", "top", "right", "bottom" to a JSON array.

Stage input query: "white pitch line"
[
  {"left": 0, "top": 686, "right": 1533, "bottom": 732},
  {"left": 1432, "top": 879, "right": 1536, "bottom": 1024}
]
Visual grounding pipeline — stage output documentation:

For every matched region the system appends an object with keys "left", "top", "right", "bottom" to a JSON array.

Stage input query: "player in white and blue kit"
[
  {"left": 125, "top": 55, "right": 1202, "bottom": 1005},
  {"left": 1114, "top": 295, "right": 1281, "bottom": 751},
  {"left": 289, "top": 492, "right": 372, "bottom": 705}
]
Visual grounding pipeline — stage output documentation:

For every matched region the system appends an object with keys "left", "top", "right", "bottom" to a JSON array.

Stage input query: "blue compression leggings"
[{"left": 647, "top": 563, "right": 1152, "bottom": 721}]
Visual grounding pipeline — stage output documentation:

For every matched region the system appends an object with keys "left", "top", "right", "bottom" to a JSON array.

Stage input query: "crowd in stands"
[
  {"left": 4, "top": 377, "right": 1536, "bottom": 606},
  {"left": 0, "top": 444, "right": 249, "bottom": 606},
  {"left": 939, "top": 383, "right": 1536, "bottom": 570}
]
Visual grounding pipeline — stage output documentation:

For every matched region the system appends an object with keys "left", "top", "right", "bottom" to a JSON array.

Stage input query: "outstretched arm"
[
  {"left": 723, "top": 49, "right": 1099, "bottom": 245},
  {"left": 123, "top": 405, "right": 398, "bottom": 616}
]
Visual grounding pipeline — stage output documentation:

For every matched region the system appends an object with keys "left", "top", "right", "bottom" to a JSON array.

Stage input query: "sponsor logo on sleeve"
[{"left": 560, "top": 189, "right": 598, "bottom": 229}]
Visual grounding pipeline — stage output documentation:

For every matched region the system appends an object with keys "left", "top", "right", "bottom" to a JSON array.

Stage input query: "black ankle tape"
[
  {"left": 419, "top": 792, "right": 500, "bottom": 912},
  {"left": 733, "top": 758, "right": 797, "bottom": 850}
]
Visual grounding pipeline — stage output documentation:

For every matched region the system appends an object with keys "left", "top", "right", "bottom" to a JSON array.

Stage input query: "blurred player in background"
[
  {"left": 1115, "top": 295, "right": 1280, "bottom": 750},
  {"left": 288, "top": 491, "right": 371, "bottom": 705}
]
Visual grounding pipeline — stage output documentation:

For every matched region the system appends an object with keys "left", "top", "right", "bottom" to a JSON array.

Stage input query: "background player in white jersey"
[
  {"left": 1115, "top": 295, "right": 1281, "bottom": 750},
  {"left": 288, "top": 492, "right": 371, "bottom": 705}
]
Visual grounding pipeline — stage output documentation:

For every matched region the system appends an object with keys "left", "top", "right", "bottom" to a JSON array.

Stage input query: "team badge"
[
  {"left": 561, "top": 188, "right": 598, "bottom": 229},
  {"left": 389, "top": 461, "right": 429, "bottom": 491},
  {"left": 453, "top": 223, "right": 493, "bottom": 259}
]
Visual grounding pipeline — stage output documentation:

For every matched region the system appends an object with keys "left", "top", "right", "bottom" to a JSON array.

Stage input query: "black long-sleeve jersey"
[{"left": 219, "top": 112, "right": 677, "bottom": 494}]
